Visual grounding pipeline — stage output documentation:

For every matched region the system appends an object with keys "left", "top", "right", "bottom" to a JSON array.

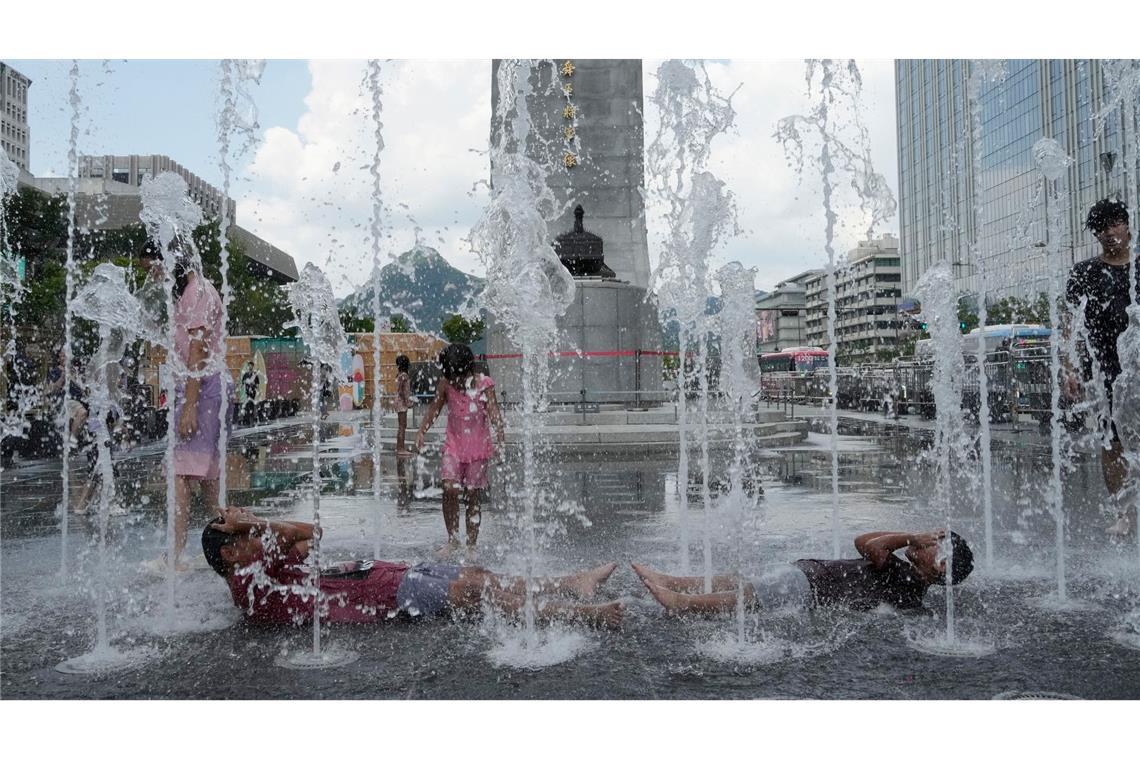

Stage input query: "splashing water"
[
  {"left": 57, "top": 264, "right": 160, "bottom": 674},
  {"left": 282, "top": 263, "right": 357, "bottom": 668},
  {"left": 1033, "top": 137, "right": 1075, "bottom": 602},
  {"left": 967, "top": 60, "right": 1007, "bottom": 570},
  {"left": 715, "top": 261, "right": 759, "bottom": 644},
  {"left": 473, "top": 60, "right": 575, "bottom": 650},
  {"left": 647, "top": 60, "right": 738, "bottom": 587},
  {"left": 58, "top": 61, "right": 81, "bottom": 579},
  {"left": 139, "top": 171, "right": 205, "bottom": 617},
  {"left": 214, "top": 59, "right": 265, "bottom": 534},
  {"left": 776, "top": 59, "right": 897, "bottom": 560},
  {"left": 365, "top": 59, "right": 386, "bottom": 559},
  {"left": 914, "top": 261, "right": 971, "bottom": 641},
  {"left": 0, "top": 148, "right": 28, "bottom": 446}
]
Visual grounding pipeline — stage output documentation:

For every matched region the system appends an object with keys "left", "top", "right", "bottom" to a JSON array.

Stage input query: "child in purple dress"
[{"left": 415, "top": 344, "right": 504, "bottom": 551}]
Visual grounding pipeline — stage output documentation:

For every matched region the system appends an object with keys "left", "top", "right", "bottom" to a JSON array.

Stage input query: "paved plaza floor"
[{"left": 2, "top": 415, "right": 1138, "bottom": 698}]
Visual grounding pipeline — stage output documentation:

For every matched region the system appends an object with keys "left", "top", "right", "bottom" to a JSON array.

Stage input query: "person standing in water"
[
  {"left": 141, "top": 241, "right": 233, "bottom": 570},
  {"left": 393, "top": 354, "right": 414, "bottom": 456},
  {"left": 1064, "top": 199, "right": 1139, "bottom": 536},
  {"left": 415, "top": 343, "right": 505, "bottom": 552}
]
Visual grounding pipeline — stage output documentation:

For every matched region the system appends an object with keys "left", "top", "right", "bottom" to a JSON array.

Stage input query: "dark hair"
[
  {"left": 1085, "top": 198, "right": 1129, "bottom": 235},
  {"left": 931, "top": 531, "right": 974, "bottom": 586},
  {"left": 396, "top": 354, "right": 410, "bottom": 373},
  {"left": 439, "top": 343, "right": 473, "bottom": 383},
  {"left": 138, "top": 237, "right": 193, "bottom": 296},
  {"left": 202, "top": 517, "right": 242, "bottom": 577}
]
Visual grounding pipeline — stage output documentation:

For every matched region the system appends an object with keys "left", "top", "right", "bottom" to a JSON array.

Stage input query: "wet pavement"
[{"left": 2, "top": 415, "right": 1139, "bottom": 699}]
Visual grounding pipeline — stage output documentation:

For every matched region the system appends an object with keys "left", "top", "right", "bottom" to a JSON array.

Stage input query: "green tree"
[
  {"left": 390, "top": 315, "right": 410, "bottom": 333},
  {"left": 440, "top": 313, "right": 485, "bottom": 344},
  {"left": 339, "top": 304, "right": 375, "bottom": 334}
]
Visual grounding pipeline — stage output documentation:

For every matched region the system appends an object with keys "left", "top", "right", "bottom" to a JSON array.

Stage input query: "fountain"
[
  {"left": 277, "top": 262, "right": 359, "bottom": 669},
  {"left": 139, "top": 172, "right": 204, "bottom": 617},
  {"left": 646, "top": 60, "right": 737, "bottom": 587},
  {"left": 715, "top": 261, "right": 760, "bottom": 650},
  {"left": 776, "top": 59, "right": 896, "bottom": 560},
  {"left": 56, "top": 264, "right": 158, "bottom": 674},
  {"left": 966, "top": 60, "right": 1007, "bottom": 570},
  {"left": 1, "top": 149, "right": 27, "bottom": 447},
  {"left": 213, "top": 59, "right": 265, "bottom": 524},
  {"left": 57, "top": 61, "right": 81, "bottom": 579},
  {"left": 365, "top": 58, "right": 386, "bottom": 560},
  {"left": 909, "top": 261, "right": 994, "bottom": 657},
  {"left": 1033, "top": 137, "right": 1077, "bottom": 606},
  {"left": 472, "top": 59, "right": 578, "bottom": 660}
]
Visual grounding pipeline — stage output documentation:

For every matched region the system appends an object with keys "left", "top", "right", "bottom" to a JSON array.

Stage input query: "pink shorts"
[{"left": 440, "top": 452, "right": 489, "bottom": 490}]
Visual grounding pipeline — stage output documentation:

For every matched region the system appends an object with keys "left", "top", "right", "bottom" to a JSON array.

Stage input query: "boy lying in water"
[
  {"left": 634, "top": 530, "right": 973, "bottom": 614},
  {"left": 203, "top": 507, "right": 622, "bottom": 628}
]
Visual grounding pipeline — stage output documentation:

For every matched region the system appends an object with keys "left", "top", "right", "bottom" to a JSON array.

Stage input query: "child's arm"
[
  {"left": 415, "top": 380, "right": 449, "bottom": 451},
  {"left": 485, "top": 387, "right": 506, "bottom": 445}
]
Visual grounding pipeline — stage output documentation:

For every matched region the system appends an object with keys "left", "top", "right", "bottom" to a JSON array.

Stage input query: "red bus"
[{"left": 759, "top": 346, "right": 829, "bottom": 374}]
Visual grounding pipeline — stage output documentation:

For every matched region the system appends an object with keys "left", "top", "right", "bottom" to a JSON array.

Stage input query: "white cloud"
[
  {"left": 236, "top": 60, "right": 491, "bottom": 296},
  {"left": 235, "top": 59, "right": 899, "bottom": 298}
]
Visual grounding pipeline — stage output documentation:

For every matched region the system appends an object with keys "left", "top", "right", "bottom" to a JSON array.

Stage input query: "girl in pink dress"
[{"left": 415, "top": 344, "right": 505, "bottom": 550}]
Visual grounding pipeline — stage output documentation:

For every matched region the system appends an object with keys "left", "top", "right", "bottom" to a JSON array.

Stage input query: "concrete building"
[
  {"left": 896, "top": 59, "right": 1140, "bottom": 299},
  {"left": 487, "top": 60, "right": 663, "bottom": 404},
  {"left": 79, "top": 154, "right": 236, "bottom": 221},
  {"left": 1, "top": 62, "right": 32, "bottom": 172},
  {"left": 755, "top": 269, "right": 819, "bottom": 354},
  {"left": 805, "top": 234, "right": 911, "bottom": 363},
  {"left": 22, "top": 171, "right": 297, "bottom": 283}
]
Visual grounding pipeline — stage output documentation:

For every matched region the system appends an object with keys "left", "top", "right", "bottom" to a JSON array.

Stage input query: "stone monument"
[{"left": 486, "top": 59, "right": 664, "bottom": 405}]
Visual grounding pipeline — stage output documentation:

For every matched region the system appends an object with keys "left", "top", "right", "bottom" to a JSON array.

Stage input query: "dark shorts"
[
  {"left": 396, "top": 562, "right": 461, "bottom": 618},
  {"left": 748, "top": 563, "right": 812, "bottom": 609}
]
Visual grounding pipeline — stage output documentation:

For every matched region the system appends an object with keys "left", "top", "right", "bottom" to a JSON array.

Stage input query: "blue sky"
[{"left": 9, "top": 59, "right": 310, "bottom": 184}]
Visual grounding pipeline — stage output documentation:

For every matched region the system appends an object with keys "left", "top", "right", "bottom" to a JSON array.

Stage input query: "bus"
[
  {"left": 758, "top": 346, "right": 829, "bottom": 401},
  {"left": 759, "top": 346, "right": 829, "bottom": 374}
]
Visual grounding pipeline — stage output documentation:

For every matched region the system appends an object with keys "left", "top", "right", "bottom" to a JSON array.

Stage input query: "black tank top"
[{"left": 794, "top": 555, "right": 928, "bottom": 610}]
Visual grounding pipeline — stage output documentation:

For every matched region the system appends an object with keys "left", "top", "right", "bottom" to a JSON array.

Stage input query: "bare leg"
[
  {"left": 642, "top": 578, "right": 756, "bottom": 617},
  {"left": 200, "top": 477, "right": 221, "bottom": 515},
  {"left": 462, "top": 563, "right": 618, "bottom": 600},
  {"left": 447, "top": 577, "right": 623, "bottom": 629},
  {"left": 1103, "top": 437, "right": 1134, "bottom": 536},
  {"left": 173, "top": 475, "right": 194, "bottom": 566},
  {"left": 631, "top": 563, "right": 739, "bottom": 593},
  {"left": 441, "top": 482, "right": 461, "bottom": 547},
  {"left": 396, "top": 411, "right": 407, "bottom": 453},
  {"left": 465, "top": 488, "right": 481, "bottom": 548}
]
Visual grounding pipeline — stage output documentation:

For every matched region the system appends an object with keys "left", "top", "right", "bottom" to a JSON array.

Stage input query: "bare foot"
[
  {"left": 584, "top": 600, "right": 624, "bottom": 630},
  {"left": 642, "top": 580, "right": 686, "bottom": 614},
  {"left": 630, "top": 562, "right": 668, "bottom": 589},
  {"left": 568, "top": 562, "right": 618, "bottom": 599}
]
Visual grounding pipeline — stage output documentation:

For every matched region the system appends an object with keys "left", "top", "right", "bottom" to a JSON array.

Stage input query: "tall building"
[
  {"left": 1, "top": 62, "right": 32, "bottom": 172},
  {"left": 895, "top": 59, "right": 1139, "bottom": 300},
  {"left": 805, "top": 234, "right": 911, "bottom": 363},
  {"left": 755, "top": 269, "right": 819, "bottom": 354},
  {"left": 78, "top": 154, "right": 236, "bottom": 221}
]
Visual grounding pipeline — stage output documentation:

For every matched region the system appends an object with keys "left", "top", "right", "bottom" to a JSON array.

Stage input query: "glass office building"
[{"left": 895, "top": 59, "right": 1139, "bottom": 301}]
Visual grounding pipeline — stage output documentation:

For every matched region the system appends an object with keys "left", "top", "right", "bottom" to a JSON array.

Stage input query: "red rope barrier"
[{"left": 480, "top": 349, "right": 680, "bottom": 360}]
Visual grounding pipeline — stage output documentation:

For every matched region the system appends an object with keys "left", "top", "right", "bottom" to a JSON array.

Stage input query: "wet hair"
[
  {"left": 439, "top": 343, "right": 474, "bottom": 383},
  {"left": 930, "top": 532, "right": 974, "bottom": 586},
  {"left": 202, "top": 517, "right": 242, "bottom": 577},
  {"left": 1085, "top": 198, "right": 1129, "bottom": 235},
  {"left": 138, "top": 237, "right": 194, "bottom": 296},
  {"left": 396, "top": 354, "right": 410, "bottom": 373}
]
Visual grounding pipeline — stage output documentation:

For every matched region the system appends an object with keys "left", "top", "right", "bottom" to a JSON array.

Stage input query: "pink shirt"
[
  {"left": 443, "top": 373, "right": 495, "bottom": 463},
  {"left": 174, "top": 272, "right": 224, "bottom": 372}
]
